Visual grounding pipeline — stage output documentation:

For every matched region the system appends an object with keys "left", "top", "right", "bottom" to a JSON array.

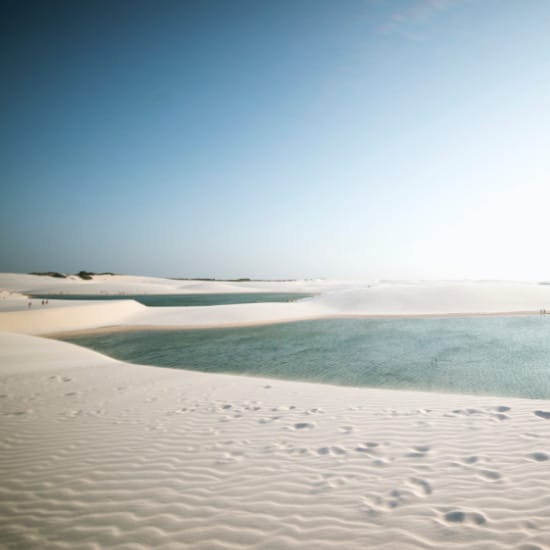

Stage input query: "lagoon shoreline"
[{"left": 2, "top": 274, "right": 550, "bottom": 549}]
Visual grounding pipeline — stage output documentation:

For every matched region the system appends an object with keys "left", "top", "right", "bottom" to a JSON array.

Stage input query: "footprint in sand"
[
  {"left": 528, "top": 452, "right": 549, "bottom": 462},
  {"left": 449, "top": 407, "right": 509, "bottom": 421},
  {"left": 372, "top": 458, "right": 390, "bottom": 467},
  {"left": 443, "top": 509, "right": 486, "bottom": 525},
  {"left": 242, "top": 404, "right": 261, "bottom": 411},
  {"left": 453, "top": 408, "right": 483, "bottom": 415},
  {"left": 385, "top": 488, "right": 415, "bottom": 508},
  {"left": 312, "top": 472, "right": 358, "bottom": 493},
  {"left": 288, "top": 447, "right": 310, "bottom": 456},
  {"left": 258, "top": 416, "right": 281, "bottom": 424},
  {"left": 48, "top": 375, "right": 72, "bottom": 383},
  {"left": 445, "top": 510, "right": 465, "bottom": 523},
  {"left": 316, "top": 446, "right": 346, "bottom": 456},
  {"left": 534, "top": 410, "right": 550, "bottom": 419},
  {"left": 406, "top": 445, "right": 431, "bottom": 458},
  {"left": 355, "top": 441, "right": 379, "bottom": 453},
  {"left": 293, "top": 422, "right": 315, "bottom": 430},
  {"left": 478, "top": 469, "right": 501, "bottom": 480},
  {"left": 409, "top": 477, "right": 432, "bottom": 495},
  {"left": 370, "top": 477, "right": 432, "bottom": 512},
  {"left": 299, "top": 407, "right": 325, "bottom": 417}
]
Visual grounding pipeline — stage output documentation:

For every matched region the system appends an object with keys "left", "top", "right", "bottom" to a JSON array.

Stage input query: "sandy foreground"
[{"left": 1, "top": 274, "right": 550, "bottom": 549}]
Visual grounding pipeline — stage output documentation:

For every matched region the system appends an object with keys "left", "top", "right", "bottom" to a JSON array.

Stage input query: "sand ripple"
[{"left": 2, "top": 333, "right": 550, "bottom": 548}]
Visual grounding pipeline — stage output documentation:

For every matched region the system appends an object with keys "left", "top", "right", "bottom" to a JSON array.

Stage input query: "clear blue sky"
[{"left": 2, "top": 0, "right": 550, "bottom": 280}]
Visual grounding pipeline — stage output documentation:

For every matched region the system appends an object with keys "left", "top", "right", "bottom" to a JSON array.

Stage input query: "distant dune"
[{"left": 2, "top": 273, "right": 550, "bottom": 335}]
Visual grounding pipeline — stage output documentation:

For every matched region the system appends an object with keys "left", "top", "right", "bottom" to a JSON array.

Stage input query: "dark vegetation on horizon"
[
  {"left": 30, "top": 271, "right": 115, "bottom": 280},
  {"left": 29, "top": 272, "right": 302, "bottom": 282}
]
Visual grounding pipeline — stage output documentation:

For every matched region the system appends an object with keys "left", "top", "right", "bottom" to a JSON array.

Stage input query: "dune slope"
[{"left": 1, "top": 332, "right": 550, "bottom": 549}]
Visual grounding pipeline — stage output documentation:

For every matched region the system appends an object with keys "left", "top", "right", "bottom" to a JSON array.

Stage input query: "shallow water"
[
  {"left": 31, "top": 292, "right": 313, "bottom": 307},
  {"left": 61, "top": 316, "right": 550, "bottom": 399}
]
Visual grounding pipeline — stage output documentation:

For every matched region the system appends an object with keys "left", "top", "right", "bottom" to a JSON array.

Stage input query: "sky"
[{"left": 2, "top": 0, "right": 550, "bottom": 280}]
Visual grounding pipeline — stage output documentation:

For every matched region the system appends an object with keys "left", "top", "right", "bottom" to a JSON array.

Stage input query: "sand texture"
[
  {"left": 2, "top": 274, "right": 550, "bottom": 548},
  {"left": 1, "top": 331, "right": 550, "bottom": 549}
]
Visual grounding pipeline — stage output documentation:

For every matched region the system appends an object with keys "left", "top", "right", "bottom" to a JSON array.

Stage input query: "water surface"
[
  {"left": 32, "top": 292, "right": 312, "bottom": 307},
  {"left": 61, "top": 316, "right": 550, "bottom": 399}
]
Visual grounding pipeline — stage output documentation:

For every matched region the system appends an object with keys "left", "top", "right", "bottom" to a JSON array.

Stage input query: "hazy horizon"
[
  {"left": 8, "top": 271, "right": 550, "bottom": 285},
  {"left": 3, "top": 0, "right": 550, "bottom": 281}
]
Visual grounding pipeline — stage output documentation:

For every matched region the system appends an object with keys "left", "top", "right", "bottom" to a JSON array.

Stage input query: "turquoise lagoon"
[
  {"left": 60, "top": 316, "right": 550, "bottom": 399},
  {"left": 32, "top": 292, "right": 312, "bottom": 307}
]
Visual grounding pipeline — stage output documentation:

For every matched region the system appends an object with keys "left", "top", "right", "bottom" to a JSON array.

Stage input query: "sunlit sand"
[{"left": 1, "top": 274, "right": 550, "bottom": 549}]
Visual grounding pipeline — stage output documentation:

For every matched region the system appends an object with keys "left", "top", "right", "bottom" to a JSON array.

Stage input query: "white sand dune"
[
  {"left": 1, "top": 331, "right": 550, "bottom": 549},
  {"left": 2, "top": 274, "right": 550, "bottom": 548},
  {"left": 0, "top": 299, "right": 330, "bottom": 335},
  {"left": 0, "top": 272, "right": 342, "bottom": 296},
  {"left": 3, "top": 274, "right": 550, "bottom": 335},
  {"left": 0, "top": 300, "right": 146, "bottom": 335},
  {"left": 313, "top": 281, "right": 550, "bottom": 315}
]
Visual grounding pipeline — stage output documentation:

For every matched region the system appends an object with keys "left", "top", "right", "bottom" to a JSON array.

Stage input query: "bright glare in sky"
[{"left": 1, "top": 0, "right": 550, "bottom": 280}]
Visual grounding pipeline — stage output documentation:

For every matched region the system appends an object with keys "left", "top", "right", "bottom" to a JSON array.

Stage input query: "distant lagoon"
[
  {"left": 31, "top": 292, "right": 313, "bottom": 307},
  {"left": 60, "top": 316, "right": 550, "bottom": 399}
]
